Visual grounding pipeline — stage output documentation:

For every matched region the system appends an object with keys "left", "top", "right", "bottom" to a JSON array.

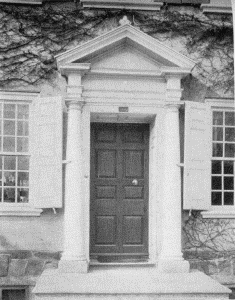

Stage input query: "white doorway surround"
[
  {"left": 33, "top": 18, "right": 230, "bottom": 300},
  {"left": 56, "top": 20, "right": 195, "bottom": 273}
]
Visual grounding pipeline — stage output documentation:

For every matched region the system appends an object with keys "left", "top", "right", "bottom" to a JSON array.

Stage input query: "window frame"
[
  {"left": 0, "top": 91, "right": 42, "bottom": 216},
  {"left": 202, "top": 98, "right": 235, "bottom": 219}
]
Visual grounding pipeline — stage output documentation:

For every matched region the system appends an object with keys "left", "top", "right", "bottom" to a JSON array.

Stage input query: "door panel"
[
  {"left": 123, "top": 216, "right": 143, "bottom": 244},
  {"left": 96, "top": 216, "right": 116, "bottom": 244},
  {"left": 96, "top": 150, "right": 117, "bottom": 178},
  {"left": 90, "top": 123, "right": 149, "bottom": 259},
  {"left": 124, "top": 150, "right": 144, "bottom": 178}
]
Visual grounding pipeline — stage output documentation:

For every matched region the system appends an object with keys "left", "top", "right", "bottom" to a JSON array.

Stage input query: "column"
[
  {"left": 158, "top": 103, "right": 189, "bottom": 273},
  {"left": 58, "top": 71, "right": 88, "bottom": 273}
]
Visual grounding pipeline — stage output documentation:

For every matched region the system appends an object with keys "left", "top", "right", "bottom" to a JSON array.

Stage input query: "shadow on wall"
[
  {"left": 0, "top": 235, "right": 19, "bottom": 250},
  {"left": 181, "top": 75, "right": 220, "bottom": 102}
]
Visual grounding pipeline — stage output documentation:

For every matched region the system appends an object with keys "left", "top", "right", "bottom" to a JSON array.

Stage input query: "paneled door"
[{"left": 90, "top": 123, "right": 149, "bottom": 260}]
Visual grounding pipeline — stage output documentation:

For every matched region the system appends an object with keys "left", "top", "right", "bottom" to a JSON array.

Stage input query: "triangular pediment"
[
  {"left": 83, "top": 45, "right": 163, "bottom": 73},
  {"left": 56, "top": 23, "right": 195, "bottom": 74}
]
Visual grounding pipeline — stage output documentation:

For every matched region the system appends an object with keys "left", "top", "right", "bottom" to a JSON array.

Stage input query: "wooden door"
[{"left": 90, "top": 123, "right": 149, "bottom": 260}]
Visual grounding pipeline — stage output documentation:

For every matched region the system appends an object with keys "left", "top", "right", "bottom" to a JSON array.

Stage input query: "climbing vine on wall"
[
  {"left": 0, "top": 3, "right": 233, "bottom": 94},
  {"left": 183, "top": 211, "right": 235, "bottom": 260}
]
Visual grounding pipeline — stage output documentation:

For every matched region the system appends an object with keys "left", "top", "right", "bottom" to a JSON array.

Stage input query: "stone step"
[{"left": 33, "top": 268, "right": 231, "bottom": 300}]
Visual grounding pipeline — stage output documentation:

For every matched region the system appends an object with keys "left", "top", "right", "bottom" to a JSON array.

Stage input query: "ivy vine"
[
  {"left": 183, "top": 211, "right": 235, "bottom": 261},
  {"left": 0, "top": 3, "right": 233, "bottom": 94}
]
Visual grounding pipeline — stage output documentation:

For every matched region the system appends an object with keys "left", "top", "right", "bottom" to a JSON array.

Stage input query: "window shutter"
[
  {"left": 183, "top": 101, "right": 210, "bottom": 210},
  {"left": 30, "top": 96, "right": 63, "bottom": 208}
]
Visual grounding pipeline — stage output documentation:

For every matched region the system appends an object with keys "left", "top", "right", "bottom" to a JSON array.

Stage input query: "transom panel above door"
[{"left": 90, "top": 123, "right": 149, "bottom": 261}]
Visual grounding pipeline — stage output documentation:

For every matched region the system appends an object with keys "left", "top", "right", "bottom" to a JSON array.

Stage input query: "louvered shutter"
[
  {"left": 30, "top": 96, "right": 63, "bottom": 208},
  {"left": 183, "top": 101, "right": 210, "bottom": 210}
]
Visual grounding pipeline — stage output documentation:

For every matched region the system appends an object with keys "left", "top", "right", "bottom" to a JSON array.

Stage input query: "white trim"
[
  {"left": 81, "top": 103, "right": 165, "bottom": 264},
  {"left": 0, "top": 0, "right": 41, "bottom": 4},
  {"left": 81, "top": 0, "right": 163, "bottom": 11},
  {"left": 0, "top": 91, "right": 39, "bottom": 102},
  {"left": 0, "top": 205, "right": 42, "bottom": 216},
  {"left": 201, "top": 0, "right": 232, "bottom": 14},
  {"left": 202, "top": 210, "right": 235, "bottom": 219},
  {"left": 205, "top": 98, "right": 234, "bottom": 107}
]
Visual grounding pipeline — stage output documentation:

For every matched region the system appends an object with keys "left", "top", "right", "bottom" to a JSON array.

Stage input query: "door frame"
[{"left": 81, "top": 101, "right": 166, "bottom": 265}]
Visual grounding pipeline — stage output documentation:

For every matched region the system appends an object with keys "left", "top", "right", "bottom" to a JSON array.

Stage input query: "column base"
[
  {"left": 58, "top": 259, "right": 89, "bottom": 273},
  {"left": 158, "top": 258, "right": 190, "bottom": 273}
]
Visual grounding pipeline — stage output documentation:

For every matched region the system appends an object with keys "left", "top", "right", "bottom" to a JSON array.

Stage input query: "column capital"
[
  {"left": 164, "top": 101, "right": 182, "bottom": 112},
  {"left": 65, "top": 97, "right": 85, "bottom": 111}
]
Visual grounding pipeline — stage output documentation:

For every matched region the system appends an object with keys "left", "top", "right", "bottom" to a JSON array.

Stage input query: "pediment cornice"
[{"left": 56, "top": 24, "right": 195, "bottom": 72}]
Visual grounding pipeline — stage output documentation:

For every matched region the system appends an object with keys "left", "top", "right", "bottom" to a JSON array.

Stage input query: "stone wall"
[
  {"left": 0, "top": 251, "right": 59, "bottom": 287},
  {"left": 0, "top": 250, "right": 235, "bottom": 289}
]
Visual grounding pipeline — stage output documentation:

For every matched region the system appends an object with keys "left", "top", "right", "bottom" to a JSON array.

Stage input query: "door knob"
[{"left": 132, "top": 179, "right": 138, "bottom": 185}]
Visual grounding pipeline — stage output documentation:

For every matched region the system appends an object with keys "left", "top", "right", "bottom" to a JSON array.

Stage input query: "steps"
[{"left": 33, "top": 267, "right": 231, "bottom": 300}]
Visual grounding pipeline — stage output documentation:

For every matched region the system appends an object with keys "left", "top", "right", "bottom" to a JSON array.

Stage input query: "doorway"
[{"left": 90, "top": 123, "right": 149, "bottom": 262}]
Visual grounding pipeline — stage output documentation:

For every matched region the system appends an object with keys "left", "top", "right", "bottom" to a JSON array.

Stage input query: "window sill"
[
  {"left": 80, "top": 0, "right": 164, "bottom": 11},
  {"left": 0, "top": 205, "right": 43, "bottom": 216},
  {"left": 201, "top": 210, "right": 235, "bottom": 219}
]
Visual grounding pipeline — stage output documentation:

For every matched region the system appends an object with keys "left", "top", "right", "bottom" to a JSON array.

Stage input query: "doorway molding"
[{"left": 81, "top": 104, "right": 166, "bottom": 265}]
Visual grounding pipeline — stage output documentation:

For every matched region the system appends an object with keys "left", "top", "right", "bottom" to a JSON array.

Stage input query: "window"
[
  {"left": 0, "top": 102, "right": 30, "bottom": 204},
  {"left": 184, "top": 100, "right": 235, "bottom": 217},
  {"left": 211, "top": 109, "right": 235, "bottom": 207},
  {"left": 0, "top": 92, "right": 63, "bottom": 216}
]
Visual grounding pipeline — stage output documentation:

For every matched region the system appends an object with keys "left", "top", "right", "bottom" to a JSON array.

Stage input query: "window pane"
[
  {"left": 17, "top": 121, "right": 29, "bottom": 136},
  {"left": 4, "top": 156, "right": 16, "bottom": 170},
  {"left": 224, "top": 192, "right": 234, "bottom": 205},
  {"left": 225, "top": 144, "right": 235, "bottom": 157},
  {"left": 0, "top": 172, "right": 2, "bottom": 185},
  {"left": 4, "top": 172, "right": 15, "bottom": 186},
  {"left": 213, "top": 111, "right": 223, "bottom": 125},
  {"left": 4, "top": 104, "right": 15, "bottom": 119},
  {"left": 4, "top": 120, "right": 15, "bottom": 136},
  {"left": 0, "top": 188, "right": 2, "bottom": 202},
  {"left": 224, "top": 177, "right": 234, "bottom": 190},
  {"left": 212, "top": 160, "right": 222, "bottom": 174},
  {"left": 3, "top": 137, "right": 15, "bottom": 152},
  {"left": 225, "top": 112, "right": 235, "bottom": 126},
  {"left": 17, "top": 188, "right": 29, "bottom": 203},
  {"left": 225, "top": 128, "right": 235, "bottom": 142},
  {"left": 17, "top": 104, "right": 29, "bottom": 120},
  {"left": 18, "top": 172, "right": 29, "bottom": 186},
  {"left": 2, "top": 289, "right": 26, "bottom": 300},
  {"left": 18, "top": 156, "right": 29, "bottom": 170},
  {"left": 213, "top": 143, "right": 223, "bottom": 157},
  {"left": 212, "top": 176, "right": 222, "bottom": 190},
  {"left": 0, "top": 156, "right": 2, "bottom": 170},
  {"left": 213, "top": 127, "right": 223, "bottom": 141},
  {"left": 212, "top": 192, "right": 222, "bottom": 205},
  {"left": 17, "top": 137, "right": 28, "bottom": 152},
  {"left": 3, "top": 188, "right": 15, "bottom": 203},
  {"left": 224, "top": 161, "right": 234, "bottom": 174}
]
